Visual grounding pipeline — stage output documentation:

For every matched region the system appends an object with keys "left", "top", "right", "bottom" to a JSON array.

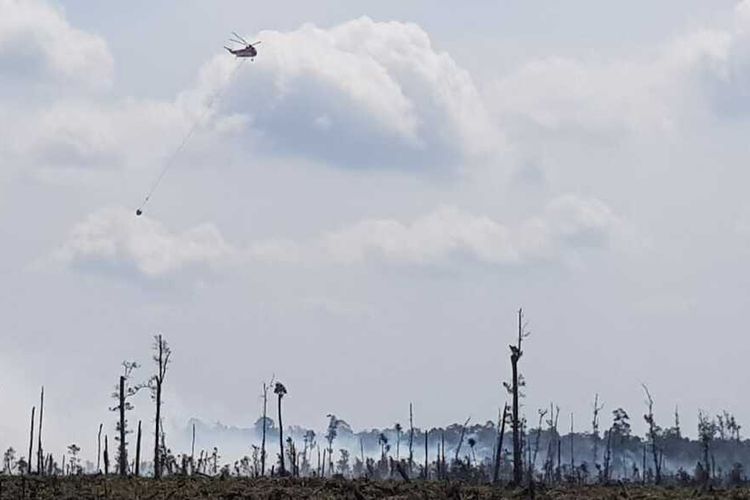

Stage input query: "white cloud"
[
  {"left": 323, "top": 195, "right": 626, "bottom": 266},
  {"left": 249, "top": 238, "right": 303, "bottom": 264},
  {"left": 57, "top": 208, "right": 235, "bottom": 277},
  {"left": 57, "top": 196, "right": 627, "bottom": 279},
  {"left": 0, "top": 0, "right": 113, "bottom": 90},
  {"left": 192, "top": 16, "right": 500, "bottom": 170},
  {"left": 324, "top": 205, "right": 517, "bottom": 265},
  {"left": 487, "top": 12, "right": 748, "bottom": 139},
  {"left": 2, "top": 15, "right": 501, "bottom": 178}
]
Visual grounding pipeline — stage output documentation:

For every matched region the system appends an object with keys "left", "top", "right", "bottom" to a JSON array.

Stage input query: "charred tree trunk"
[
  {"left": 135, "top": 420, "right": 142, "bottom": 477},
  {"left": 591, "top": 394, "right": 602, "bottom": 470},
  {"left": 511, "top": 349, "right": 521, "bottom": 484},
  {"left": 510, "top": 308, "right": 528, "bottom": 486},
  {"left": 423, "top": 430, "right": 428, "bottom": 479},
  {"left": 569, "top": 413, "right": 575, "bottom": 474},
  {"left": 190, "top": 422, "right": 197, "bottom": 474},
  {"left": 104, "top": 435, "right": 110, "bottom": 475},
  {"left": 152, "top": 334, "right": 171, "bottom": 480},
  {"left": 154, "top": 383, "right": 161, "bottom": 478},
  {"left": 277, "top": 393, "right": 285, "bottom": 475},
  {"left": 118, "top": 376, "right": 127, "bottom": 476},
  {"left": 642, "top": 385, "right": 661, "bottom": 484},
  {"left": 37, "top": 387, "right": 44, "bottom": 476},
  {"left": 408, "top": 403, "right": 414, "bottom": 473},
  {"left": 261, "top": 383, "right": 268, "bottom": 476},
  {"left": 493, "top": 404, "right": 509, "bottom": 483},
  {"left": 27, "top": 406, "right": 35, "bottom": 475},
  {"left": 97, "top": 423, "right": 103, "bottom": 473}
]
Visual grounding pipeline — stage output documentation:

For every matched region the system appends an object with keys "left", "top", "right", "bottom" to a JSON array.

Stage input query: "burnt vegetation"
[{"left": 2, "top": 314, "right": 750, "bottom": 498}]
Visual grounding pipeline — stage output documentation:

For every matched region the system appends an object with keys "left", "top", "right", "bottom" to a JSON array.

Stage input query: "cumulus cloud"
[
  {"left": 192, "top": 16, "right": 499, "bottom": 170},
  {"left": 0, "top": 0, "right": 113, "bottom": 91},
  {"left": 3, "top": 13, "right": 501, "bottom": 176},
  {"left": 487, "top": 8, "right": 750, "bottom": 139},
  {"left": 57, "top": 208, "right": 235, "bottom": 277},
  {"left": 57, "top": 196, "right": 627, "bottom": 279},
  {"left": 323, "top": 195, "right": 626, "bottom": 266}
]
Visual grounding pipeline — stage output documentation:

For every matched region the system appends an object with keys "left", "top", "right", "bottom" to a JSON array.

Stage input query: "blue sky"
[{"left": 2, "top": 0, "right": 750, "bottom": 461}]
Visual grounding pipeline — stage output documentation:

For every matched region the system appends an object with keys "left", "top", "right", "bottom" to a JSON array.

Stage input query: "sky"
[{"left": 2, "top": 0, "right": 750, "bottom": 461}]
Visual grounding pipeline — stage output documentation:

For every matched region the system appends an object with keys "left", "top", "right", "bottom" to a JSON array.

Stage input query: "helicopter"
[
  {"left": 135, "top": 32, "right": 258, "bottom": 217},
  {"left": 224, "top": 32, "right": 261, "bottom": 60}
]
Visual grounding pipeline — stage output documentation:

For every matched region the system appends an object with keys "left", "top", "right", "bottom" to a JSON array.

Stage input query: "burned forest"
[{"left": 1, "top": 313, "right": 750, "bottom": 499}]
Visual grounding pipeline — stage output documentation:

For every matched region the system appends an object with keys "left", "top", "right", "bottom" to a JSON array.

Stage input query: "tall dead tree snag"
[
  {"left": 642, "top": 384, "right": 661, "bottom": 484},
  {"left": 591, "top": 394, "right": 603, "bottom": 469},
  {"left": 191, "top": 423, "right": 196, "bottom": 471},
  {"left": 504, "top": 308, "right": 530, "bottom": 486},
  {"left": 569, "top": 413, "right": 575, "bottom": 472},
  {"left": 493, "top": 403, "right": 510, "bottom": 483},
  {"left": 36, "top": 387, "right": 44, "bottom": 475},
  {"left": 151, "top": 334, "right": 171, "bottom": 479},
  {"left": 96, "top": 423, "right": 103, "bottom": 473},
  {"left": 274, "top": 382, "right": 288, "bottom": 476},
  {"left": 118, "top": 375, "right": 127, "bottom": 475},
  {"left": 110, "top": 361, "right": 142, "bottom": 477},
  {"left": 135, "top": 420, "right": 142, "bottom": 477},
  {"left": 27, "top": 406, "right": 35, "bottom": 475},
  {"left": 408, "top": 403, "right": 414, "bottom": 473},
  {"left": 423, "top": 430, "right": 429, "bottom": 479},
  {"left": 104, "top": 435, "right": 110, "bottom": 475},
  {"left": 261, "top": 381, "right": 271, "bottom": 476}
]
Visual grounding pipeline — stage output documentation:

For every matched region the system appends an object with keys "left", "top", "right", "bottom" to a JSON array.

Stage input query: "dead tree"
[
  {"left": 261, "top": 380, "right": 272, "bottom": 476},
  {"left": 554, "top": 407, "right": 561, "bottom": 482},
  {"left": 454, "top": 417, "right": 471, "bottom": 462},
  {"left": 151, "top": 334, "right": 172, "bottom": 479},
  {"left": 36, "top": 387, "right": 44, "bottom": 475},
  {"left": 505, "top": 308, "right": 530, "bottom": 485},
  {"left": 274, "top": 382, "right": 288, "bottom": 476},
  {"left": 421, "top": 430, "right": 427, "bottom": 479},
  {"left": 96, "top": 424, "right": 103, "bottom": 473},
  {"left": 135, "top": 420, "right": 142, "bottom": 476},
  {"left": 191, "top": 423, "right": 196, "bottom": 471},
  {"left": 118, "top": 376, "right": 126, "bottom": 475},
  {"left": 27, "top": 407, "right": 35, "bottom": 475},
  {"left": 532, "top": 408, "right": 548, "bottom": 474},
  {"left": 641, "top": 385, "right": 661, "bottom": 484},
  {"left": 569, "top": 413, "right": 575, "bottom": 473},
  {"left": 408, "top": 403, "right": 414, "bottom": 472},
  {"left": 110, "top": 361, "right": 142, "bottom": 477},
  {"left": 493, "top": 403, "right": 510, "bottom": 483},
  {"left": 103, "top": 435, "right": 110, "bottom": 475},
  {"left": 591, "top": 394, "right": 603, "bottom": 469}
]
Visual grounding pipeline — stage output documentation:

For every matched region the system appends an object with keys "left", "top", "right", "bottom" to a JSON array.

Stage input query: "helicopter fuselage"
[{"left": 225, "top": 45, "right": 257, "bottom": 58}]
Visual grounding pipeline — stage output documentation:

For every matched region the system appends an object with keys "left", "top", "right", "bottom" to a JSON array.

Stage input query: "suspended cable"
[{"left": 136, "top": 57, "right": 247, "bottom": 216}]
